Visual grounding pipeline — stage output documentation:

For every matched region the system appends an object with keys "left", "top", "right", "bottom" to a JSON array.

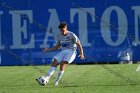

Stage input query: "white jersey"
[{"left": 56, "top": 31, "right": 80, "bottom": 50}]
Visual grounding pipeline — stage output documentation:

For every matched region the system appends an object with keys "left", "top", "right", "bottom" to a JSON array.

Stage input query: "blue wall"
[{"left": 0, "top": 0, "right": 140, "bottom": 65}]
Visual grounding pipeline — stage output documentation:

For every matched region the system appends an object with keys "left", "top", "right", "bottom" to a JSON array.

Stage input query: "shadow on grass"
[
  {"left": 62, "top": 84, "right": 138, "bottom": 88},
  {"left": 43, "top": 83, "right": 140, "bottom": 88}
]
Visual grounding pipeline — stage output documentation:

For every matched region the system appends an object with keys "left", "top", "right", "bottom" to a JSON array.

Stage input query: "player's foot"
[
  {"left": 54, "top": 81, "right": 59, "bottom": 86},
  {"left": 136, "top": 68, "right": 140, "bottom": 72},
  {"left": 44, "top": 76, "right": 49, "bottom": 84},
  {"left": 136, "top": 66, "right": 140, "bottom": 72}
]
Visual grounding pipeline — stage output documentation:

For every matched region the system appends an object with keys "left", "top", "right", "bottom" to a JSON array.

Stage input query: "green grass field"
[{"left": 0, "top": 64, "right": 140, "bottom": 93}]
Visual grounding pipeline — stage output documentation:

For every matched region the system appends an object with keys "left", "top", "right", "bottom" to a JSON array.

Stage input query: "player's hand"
[
  {"left": 78, "top": 54, "right": 85, "bottom": 60},
  {"left": 42, "top": 48, "right": 49, "bottom": 52}
]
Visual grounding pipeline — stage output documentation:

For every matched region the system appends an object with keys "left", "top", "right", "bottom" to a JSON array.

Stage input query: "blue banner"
[{"left": 0, "top": 0, "right": 140, "bottom": 65}]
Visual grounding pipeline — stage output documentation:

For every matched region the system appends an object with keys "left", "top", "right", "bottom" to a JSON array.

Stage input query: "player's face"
[{"left": 60, "top": 26, "right": 68, "bottom": 35}]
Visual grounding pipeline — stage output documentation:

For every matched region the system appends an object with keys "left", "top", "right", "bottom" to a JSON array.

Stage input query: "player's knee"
[
  {"left": 60, "top": 61, "right": 68, "bottom": 65},
  {"left": 51, "top": 59, "right": 59, "bottom": 67},
  {"left": 60, "top": 61, "right": 68, "bottom": 71}
]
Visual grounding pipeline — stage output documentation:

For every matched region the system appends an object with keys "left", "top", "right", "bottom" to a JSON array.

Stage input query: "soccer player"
[{"left": 38, "top": 22, "right": 84, "bottom": 85}]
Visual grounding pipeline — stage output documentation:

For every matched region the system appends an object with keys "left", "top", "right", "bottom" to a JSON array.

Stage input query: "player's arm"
[
  {"left": 43, "top": 43, "right": 61, "bottom": 52},
  {"left": 72, "top": 32, "right": 85, "bottom": 59},
  {"left": 76, "top": 41, "right": 85, "bottom": 59}
]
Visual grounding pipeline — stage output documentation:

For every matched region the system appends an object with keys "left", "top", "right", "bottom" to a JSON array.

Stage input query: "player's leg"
[
  {"left": 54, "top": 49, "right": 77, "bottom": 85},
  {"left": 36, "top": 51, "right": 65, "bottom": 85},
  {"left": 43, "top": 51, "right": 65, "bottom": 84},
  {"left": 44, "top": 59, "right": 59, "bottom": 81},
  {"left": 36, "top": 59, "right": 59, "bottom": 85},
  {"left": 54, "top": 61, "right": 68, "bottom": 85}
]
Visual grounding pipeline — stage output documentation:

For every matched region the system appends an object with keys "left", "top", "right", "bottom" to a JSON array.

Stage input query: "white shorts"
[{"left": 53, "top": 49, "right": 77, "bottom": 64}]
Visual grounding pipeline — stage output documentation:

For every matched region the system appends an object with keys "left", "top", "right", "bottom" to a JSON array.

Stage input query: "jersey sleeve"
[{"left": 71, "top": 32, "right": 80, "bottom": 43}]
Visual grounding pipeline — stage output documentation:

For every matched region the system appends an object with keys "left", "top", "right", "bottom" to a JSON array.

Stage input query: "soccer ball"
[{"left": 37, "top": 76, "right": 47, "bottom": 86}]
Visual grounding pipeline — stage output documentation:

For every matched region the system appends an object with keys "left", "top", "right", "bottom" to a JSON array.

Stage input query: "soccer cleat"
[
  {"left": 136, "top": 67, "right": 140, "bottom": 72},
  {"left": 136, "top": 65, "right": 140, "bottom": 72},
  {"left": 44, "top": 79, "right": 49, "bottom": 85},
  {"left": 44, "top": 77, "right": 49, "bottom": 84},
  {"left": 54, "top": 81, "right": 59, "bottom": 86}
]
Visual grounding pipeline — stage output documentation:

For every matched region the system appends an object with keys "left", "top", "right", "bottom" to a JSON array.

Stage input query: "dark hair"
[{"left": 58, "top": 22, "right": 67, "bottom": 29}]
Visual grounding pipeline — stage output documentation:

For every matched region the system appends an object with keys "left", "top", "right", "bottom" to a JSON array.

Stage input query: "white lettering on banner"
[
  {"left": 9, "top": 10, "right": 35, "bottom": 49},
  {"left": 71, "top": 8, "right": 96, "bottom": 47},
  {"left": 40, "top": 9, "right": 60, "bottom": 48},
  {"left": 0, "top": 6, "right": 140, "bottom": 49},
  {"left": 101, "top": 6, "right": 128, "bottom": 46},
  {"left": 0, "top": 11, "right": 4, "bottom": 49},
  {"left": 132, "top": 6, "right": 140, "bottom": 45}
]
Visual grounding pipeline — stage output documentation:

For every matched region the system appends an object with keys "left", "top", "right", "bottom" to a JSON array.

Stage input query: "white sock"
[
  {"left": 45, "top": 67, "right": 56, "bottom": 79},
  {"left": 55, "top": 70, "right": 64, "bottom": 83}
]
